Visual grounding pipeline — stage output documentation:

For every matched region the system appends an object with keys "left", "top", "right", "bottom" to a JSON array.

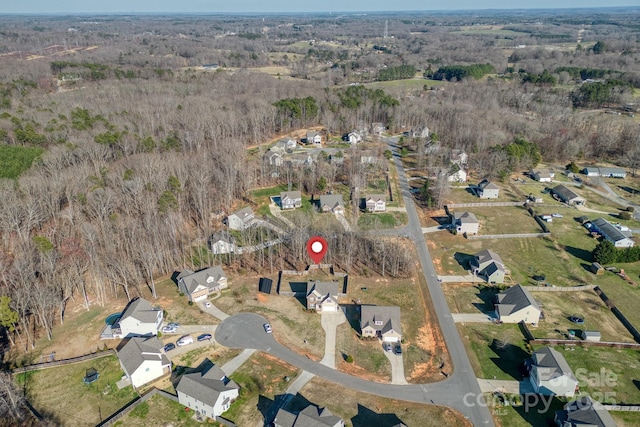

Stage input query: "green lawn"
[
  {"left": 612, "top": 411, "right": 640, "bottom": 426},
  {"left": 357, "top": 212, "right": 407, "bottom": 230},
  {"left": 115, "top": 393, "right": 202, "bottom": 427},
  {"left": 17, "top": 355, "right": 137, "bottom": 427}
]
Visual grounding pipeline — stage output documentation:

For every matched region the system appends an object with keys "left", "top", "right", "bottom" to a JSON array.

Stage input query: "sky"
[{"left": 3, "top": 0, "right": 640, "bottom": 14}]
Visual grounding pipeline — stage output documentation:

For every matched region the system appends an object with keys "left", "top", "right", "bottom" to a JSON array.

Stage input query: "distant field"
[
  {"left": 452, "top": 27, "right": 527, "bottom": 37},
  {"left": 365, "top": 78, "right": 444, "bottom": 91}
]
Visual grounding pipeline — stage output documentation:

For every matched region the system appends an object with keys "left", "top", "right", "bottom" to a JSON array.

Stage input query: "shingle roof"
[
  {"left": 531, "top": 347, "right": 576, "bottom": 382},
  {"left": 176, "top": 361, "right": 239, "bottom": 408},
  {"left": 552, "top": 185, "right": 582, "bottom": 202},
  {"left": 557, "top": 396, "right": 617, "bottom": 427},
  {"left": 209, "top": 231, "right": 235, "bottom": 245},
  {"left": 119, "top": 298, "right": 161, "bottom": 324},
  {"left": 319, "top": 194, "right": 344, "bottom": 210},
  {"left": 475, "top": 249, "right": 504, "bottom": 266},
  {"left": 306, "top": 281, "right": 339, "bottom": 298},
  {"left": 592, "top": 218, "right": 632, "bottom": 243},
  {"left": 281, "top": 191, "right": 302, "bottom": 200},
  {"left": 366, "top": 194, "right": 387, "bottom": 203},
  {"left": 275, "top": 404, "right": 343, "bottom": 427},
  {"left": 179, "top": 266, "right": 226, "bottom": 294},
  {"left": 455, "top": 211, "right": 478, "bottom": 224},
  {"left": 479, "top": 179, "right": 499, "bottom": 190},
  {"left": 360, "top": 305, "right": 402, "bottom": 336},
  {"left": 117, "top": 336, "right": 169, "bottom": 375},
  {"left": 496, "top": 284, "right": 540, "bottom": 317},
  {"left": 230, "top": 206, "right": 254, "bottom": 221}
]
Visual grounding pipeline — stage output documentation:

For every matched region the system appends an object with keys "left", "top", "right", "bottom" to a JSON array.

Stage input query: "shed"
[
  {"left": 581, "top": 330, "right": 601, "bottom": 342},
  {"left": 590, "top": 262, "right": 604, "bottom": 275},
  {"left": 258, "top": 277, "right": 273, "bottom": 294}
]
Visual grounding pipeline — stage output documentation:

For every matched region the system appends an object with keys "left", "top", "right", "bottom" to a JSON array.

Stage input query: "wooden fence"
[
  {"left": 12, "top": 349, "right": 115, "bottom": 373},
  {"left": 527, "top": 285, "right": 596, "bottom": 292},
  {"left": 467, "top": 233, "right": 550, "bottom": 240},
  {"left": 595, "top": 286, "right": 640, "bottom": 344},
  {"left": 446, "top": 202, "right": 525, "bottom": 208},
  {"left": 96, "top": 388, "right": 178, "bottom": 427}
]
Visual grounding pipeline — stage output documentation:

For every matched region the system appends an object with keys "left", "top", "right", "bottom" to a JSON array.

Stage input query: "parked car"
[
  {"left": 551, "top": 213, "right": 563, "bottom": 218},
  {"left": 197, "top": 333, "right": 212, "bottom": 341},
  {"left": 161, "top": 325, "right": 177, "bottom": 334},
  {"left": 384, "top": 343, "right": 393, "bottom": 352},
  {"left": 263, "top": 323, "right": 272, "bottom": 334},
  {"left": 167, "top": 322, "right": 180, "bottom": 328},
  {"left": 176, "top": 335, "right": 193, "bottom": 346},
  {"left": 204, "top": 301, "right": 212, "bottom": 308},
  {"left": 394, "top": 344, "right": 402, "bottom": 354},
  {"left": 164, "top": 343, "right": 176, "bottom": 352},
  {"left": 569, "top": 316, "right": 585, "bottom": 324}
]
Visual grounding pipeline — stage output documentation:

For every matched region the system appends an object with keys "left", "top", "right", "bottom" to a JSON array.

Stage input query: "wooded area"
[{"left": 0, "top": 12, "right": 639, "bottom": 419}]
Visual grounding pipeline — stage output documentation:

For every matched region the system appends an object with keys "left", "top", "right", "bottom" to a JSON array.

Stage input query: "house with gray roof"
[
  {"left": 552, "top": 185, "right": 586, "bottom": 206},
  {"left": 275, "top": 403, "right": 344, "bottom": 427},
  {"left": 115, "top": 298, "right": 163, "bottom": 338},
  {"left": 591, "top": 217, "right": 634, "bottom": 248},
  {"left": 225, "top": 207, "right": 255, "bottom": 230},
  {"left": 477, "top": 179, "right": 499, "bottom": 199},
  {"left": 583, "top": 166, "right": 626, "bottom": 179},
  {"left": 208, "top": 231, "right": 237, "bottom": 255},
  {"left": 495, "top": 284, "right": 541, "bottom": 325},
  {"left": 530, "top": 169, "right": 554, "bottom": 182},
  {"left": 555, "top": 396, "right": 617, "bottom": 427},
  {"left": 319, "top": 194, "right": 345, "bottom": 215},
  {"left": 452, "top": 211, "right": 479, "bottom": 235},
  {"left": 178, "top": 266, "right": 228, "bottom": 303},
  {"left": 177, "top": 359, "right": 239, "bottom": 419},
  {"left": 306, "top": 131, "right": 322, "bottom": 145},
  {"left": 365, "top": 194, "right": 386, "bottom": 213},
  {"left": 306, "top": 281, "right": 342, "bottom": 312},
  {"left": 360, "top": 305, "right": 402, "bottom": 343},
  {"left": 527, "top": 347, "right": 578, "bottom": 397},
  {"left": 117, "top": 336, "right": 170, "bottom": 389},
  {"left": 470, "top": 249, "right": 507, "bottom": 284},
  {"left": 281, "top": 191, "right": 302, "bottom": 210}
]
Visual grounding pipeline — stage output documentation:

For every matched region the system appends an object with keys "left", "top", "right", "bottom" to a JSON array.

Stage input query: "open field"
[
  {"left": 17, "top": 355, "right": 137, "bottom": 427},
  {"left": 357, "top": 211, "right": 407, "bottom": 230},
  {"left": 297, "top": 376, "right": 471, "bottom": 427},
  {"left": 364, "top": 78, "right": 445, "bottom": 91},
  {"left": 226, "top": 352, "right": 299, "bottom": 426},
  {"left": 115, "top": 393, "right": 202, "bottom": 427},
  {"left": 446, "top": 184, "right": 524, "bottom": 204}
]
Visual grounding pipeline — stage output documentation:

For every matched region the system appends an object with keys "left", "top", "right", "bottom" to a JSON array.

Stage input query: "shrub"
[
  {"left": 345, "top": 355, "right": 354, "bottom": 363},
  {"left": 619, "top": 211, "right": 632, "bottom": 220},
  {"left": 627, "top": 206, "right": 635, "bottom": 213}
]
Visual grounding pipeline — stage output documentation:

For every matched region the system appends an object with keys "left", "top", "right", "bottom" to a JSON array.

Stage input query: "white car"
[
  {"left": 551, "top": 213, "right": 563, "bottom": 218},
  {"left": 176, "top": 335, "right": 193, "bottom": 346},
  {"left": 263, "top": 323, "right": 272, "bottom": 334},
  {"left": 161, "top": 325, "right": 177, "bottom": 334},
  {"left": 205, "top": 301, "right": 212, "bottom": 308}
]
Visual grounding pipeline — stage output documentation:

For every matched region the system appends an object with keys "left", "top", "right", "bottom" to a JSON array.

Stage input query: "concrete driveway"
[
  {"left": 198, "top": 300, "right": 229, "bottom": 321},
  {"left": 382, "top": 345, "right": 408, "bottom": 385},
  {"left": 438, "top": 274, "right": 478, "bottom": 283},
  {"left": 320, "top": 310, "right": 346, "bottom": 369},
  {"left": 452, "top": 313, "right": 494, "bottom": 323}
]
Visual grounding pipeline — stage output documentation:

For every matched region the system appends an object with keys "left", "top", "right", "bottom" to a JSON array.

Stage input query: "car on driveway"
[
  {"left": 205, "top": 301, "right": 212, "bottom": 308},
  {"left": 569, "top": 315, "right": 585, "bottom": 324},
  {"left": 384, "top": 343, "right": 393, "bottom": 352},
  {"left": 394, "top": 344, "right": 402, "bottom": 354},
  {"left": 263, "top": 323, "right": 272, "bottom": 334},
  {"left": 164, "top": 343, "right": 176, "bottom": 352},
  {"left": 167, "top": 322, "right": 180, "bottom": 328},
  {"left": 176, "top": 335, "right": 193, "bottom": 346},
  {"left": 197, "top": 333, "right": 212, "bottom": 342},
  {"left": 551, "top": 213, "right": 563, "bottom": 218},
  {"left": 161, "top": 325, "right": 177, "bottom": 334}
]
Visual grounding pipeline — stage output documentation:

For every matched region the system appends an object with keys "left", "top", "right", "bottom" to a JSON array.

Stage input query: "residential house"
[
  {"left": 344, "top": 131, "right": 363, "bottom": 144},
  {"left": 319, "top": 194, "right": 345, "bottom": 215},
  {"left": 288, "top": 153, "right": 315, "bottom": 168},
  {"left": 555, "top": 396, "right": 617, "bottom": 427},
  {"left": 477, "top": 180, "right": 500, "bottom": 199},
  {"left": 117, "top": 336, "right": 171, "bottom": 389},
  {"left": 409, "top": 126, "right": 430, "bottom": 139},
  {"left": 264, "top": 150, "right": 284, "bottom": 167},
  {"left": 371, "top": 122, "right": 386, "bottom": 136},
  {"left": 271, "top": 139, "right": 297, "bottom": 154},
  {"left": 365, "top": 194, "right": 386, "bottom": 213},
  {"left": 274, "top": 403, "right": 344, "bottom": 427},
  {"left": 115, "top": 298, "right": 163, "bottom": 338},
  {"left": 306, "top": 281, "right": 341, "bottom": 312},
  {"left": 359, "top": 150, "right": 377, "bottom": 165},
  {"left": 590, "top": 217, "right": 635, "bottom": 248},
  {"left": 280, "top": 191, "right": 302, "bottom": 210},
  {"left": 471, "top": 249, "right": 507, "bottom": 284},
  {"left": 176, "top": 359, "right": 240, "bottom": 419},
  {"left": 208, "top": 231, "right": 237, "bottom": 255},
  {"left": 226, "top": 207, "right": 255, "bottom": 230},
  {"left": 452, "top": 211, "right": 479, "bottom": 235},
  {"left": 177, "top": 266, "right": 228, "bottom": 303},
  {"left": 494, "top": 284, "right": 541, "bottom": 324},
  {"left": 583, "top": 166, "right": 627, "bottom": 178},
  {"left": 552, "top": 185, "right": 586, "bottom": 206},
  {"left": 530, "top": 169, "right": 554, "bottom": 182},
  {"left": 306, "top": 131, "right": 322, "bottom": 145},
  {"left": 360, "top": 305, "right": 402, "bottom": 342},
  {"left": 448, "top": 169, "right": 467, "bottom": 183},
  {"left": 450, "top": 149, "right": 468, "bottom": 167},
  {"left": 527, "top": 347, "right": 578, "bottom": 397}
]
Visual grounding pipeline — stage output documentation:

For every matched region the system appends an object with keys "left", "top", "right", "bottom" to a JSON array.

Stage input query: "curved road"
[{"left": 216, "top": 137, "right": 495, "bottom": 426}]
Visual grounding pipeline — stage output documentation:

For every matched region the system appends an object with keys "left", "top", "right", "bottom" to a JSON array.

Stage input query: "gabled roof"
[
  {"left": 478, "top": 179, "right": 499, "bottom": 190},
  {"left": 275, "top": 404, "right": 343, "bottom": 427},
  {"left": 366, "top": 194, "right": 386, "bottom": 203},
  {"left": 557, "top": 396, "right": 617, "bottom": 427},
  {"left": 552, "top": 185, "right": 582, "bottom": 202},
  {"left": 176, "top": 360, "right": 239, "bottom": 408},
  {"left": 360, "top": 305, "right": 402, "bottom": 336},
  {"left": 281, "top": 190, "right": 302, "bottom": 200},
  {"left": 209, "top": 231, "right": 235, "bottom": 245},
  {"left": 496, "top": 284, "right": 540, "bottom": 316},
  {"left": 455, "top": 211, "right": 478, "bottom": 224},
  {"left": 117, "top": 336, "right": 169, "bottom": 375},
  {"left": 319, "top": 194, "right": 344, "bottom": 210},
  {"left": 475, "top": 249, "right": 504, "bottom": 266},
  {"left": 306, "top": 281, "right": 340, "bottom": 298},
  {"left": 119, "top": 298, "right": 160, "bottom": 324},
  {"left": 179, "top": 266, "right": 227, "bottom": 294},
  {"left": 531, "top": 347, "right": 576, "bottom": 382},
  {"left": 591, "top": 217, "right": 632, "bottom": 243},
  {"left": 229, "top": 206, "right": 254, "bottom": 221}
]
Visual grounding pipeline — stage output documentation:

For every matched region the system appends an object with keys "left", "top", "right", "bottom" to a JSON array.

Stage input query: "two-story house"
[
  {"left": 117, "top": 336, "right": 171, "bottom": 389},
  {"left": 360, "top": 305, "right": 402, "bottom": 343},
  {"left": 177, "top": 266, "right": 228, "bottom": 303},
  {"left": 365, "top": 194, "right": 386, "bottom": 213}
]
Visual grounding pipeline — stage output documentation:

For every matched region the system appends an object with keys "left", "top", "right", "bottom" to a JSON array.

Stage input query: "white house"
[
  {"left": 365, "top": 194, "right": 386, "bottom": 213},
  {"left": 176, "top": 360, "right": 239, "bottom": 419},
  {"left": 346, "top": 131, "right": 363, "bottom": 144},
  {"left": 115, "top": 298, "right": 163, "bottom": 338},
  {"left": 178, "top": 266, "right": 228, "bottom": 303},
  {"left": 306, "top": 281, "right": 341, "bottom": 312},
  {"left": 319, "top": 194, "right": 345, "bottom": 215},
  {"left": 117, "top": 336, "right": 171, "bottom": 389},
  {"left": 360, "top": 305, "right": 402, "bottom": 342},
  {"left": 280, "top": 191, "right": 302, "bottom": 210},
  {"left": 527, "top": 347, "right": 578, "bottom": 397},
  {"left": 530, "top": 169, "right": 554, "bottom": 182},
  {"left": 448, "top": 169, "right": 467, "bottom": 183},
  {"left": 226, "top": 207, "right": 254, "bottom": 230},
  {"left": 264, "top": 151, "right": 284, "bottom": 167},
  {"left": 306, "top": 131, "right": 322, "bottom": 145},
  {"left": 478, "top": 179, "right": 499, "bottom": 199},
  {"left": 451, "top": 149, "right": 468, "bottom": 167},
  {"left": 452, "top": 211, "right": 479, "bottom": 235},
  {"left": 591, "top": 217, "right": 635, "bottom": 248},
  {"left": 208, "top": 231, "right": 237, "bottom": 255},
  {"left": 494, "top": 284, "right": 541, "bottom": 325}
]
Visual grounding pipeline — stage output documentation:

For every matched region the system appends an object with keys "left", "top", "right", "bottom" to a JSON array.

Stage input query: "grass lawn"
[
  {"left": 17, "top": 355, "right": 137, "bottom": 427},
  {"left": 457, "top": 323, "right": 530, "bottom": 380},
  {"left": 357, "top": 212, "right": 407, "bottom": 230},
  {"left": 443, "top": 284, "right": 499, "bottom": 314},
  {"left": 154, "top": 276, "right": 220, "bottom": 326},
  {"left": 612, "top": 411, "right": 640, "bottom": 426},
  {"left": 445, "top": 184, "right": 523, "bottom": 204},
  {"left": 364, "top": 78, "right": 446, "bottom": 92},
  {"left": 297, "top": 376, "right": 471, "bottom": 427},
  {"left": 552, "top": 345, "right": 640, "bottom": 405},
  {"left": 115, "top": 393, "right": 202, "bottom": 427},
  {"left": 225, "top": 352, "right": 299, "bottom": 426},
  {"left": 491, "top": 396, "right": 566, "bottom": 427}
]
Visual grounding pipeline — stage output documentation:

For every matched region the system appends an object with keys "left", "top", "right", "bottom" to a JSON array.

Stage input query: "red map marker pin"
[{"left": 306, "top": 236, "right": 328, "bottom": 264}]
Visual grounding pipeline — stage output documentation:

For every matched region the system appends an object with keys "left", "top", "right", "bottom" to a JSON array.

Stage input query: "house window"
[
  {"left": 374, "top": 320, "right": 383, "bottom": 326},
  {"left": 145, "top": 367, "right": 150, "bottom": 372}
]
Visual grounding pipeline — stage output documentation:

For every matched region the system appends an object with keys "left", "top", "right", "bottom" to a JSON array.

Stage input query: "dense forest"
[{"left": 0, "top": 8, "right": 639, "bottom": 387}]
